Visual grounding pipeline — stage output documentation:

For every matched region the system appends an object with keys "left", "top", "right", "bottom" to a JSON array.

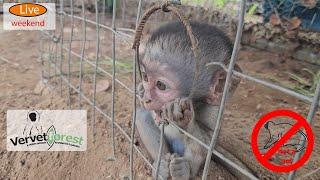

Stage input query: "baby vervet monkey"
[{"left": 136, "top": 21, "right": 243, "bottom": 179}]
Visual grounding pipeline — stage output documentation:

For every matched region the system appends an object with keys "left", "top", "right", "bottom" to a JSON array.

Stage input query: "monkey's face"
[{"left": 140, "top": 62, "right": 181, "bottom": 111}]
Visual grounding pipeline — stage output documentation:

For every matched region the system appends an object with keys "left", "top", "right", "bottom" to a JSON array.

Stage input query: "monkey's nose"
[{"left": 144, "top": 99, "right": 151, "bottom": 103}]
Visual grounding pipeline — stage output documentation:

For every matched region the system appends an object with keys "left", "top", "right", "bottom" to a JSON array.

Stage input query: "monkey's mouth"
[{"left": 141, "top": 103, "right": 163, "bottom": 123}]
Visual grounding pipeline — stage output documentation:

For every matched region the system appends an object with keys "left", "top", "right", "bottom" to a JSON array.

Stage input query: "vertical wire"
[
  {"left": 130, "top": 48, "right": 139, "bottom": 180},
  {"left": 46, "top": 0, "right": 53, "bottom": 79},
  {"left": 154, "top": 124, "right": 165, "bottom": 180},
  {"left": 37, "top": 0, "right": 41, "bottom": 81},
  {"left": 67, "top": 0, "right": 74, "bottom": 109},
  {"left": 102, "top": 0, "right": 106, "bottom": 24},
  {"left": 121, "top": 0, "right": 126, "bottom": 24},
  {"left": 50, "top": 38, "right": 55, "bottom": 78},
  {"left": 288, "top": 81, "right": 320, "bottom": 180},
  {"left": 135, "top": 0, "right": 143, "bottom": 28},
  {"left": 39, "top": 31, "right": 44, "bottom": 82},
  {"left": 37, "top": 0, "right": 44, "bottom": 80},
  {"left": 201, "top": 0, "right": 246, "bottom": 179},
  {"left": 78, "top": 0, "right": 87, "bottom": 108},
  {"left": 130, "top": 1, "right": 143, "bottom": 179},
  {"left": 110, "top": 0, "right": 117, "bottom": 159},
  {"left": 59, "top": 0, "right": 65, "bottom": 96},
  {"left": 47, "top": 39, "right": 51, "bottom": 79},
  {"left": 92, "top": 0, "right": 101, "bottom": 142},
  {"left": 54, "top": 37, "right": 58, "bottom": 77},
  {"left": 49, "top": 0, "right": 53, "bottom": 78}
]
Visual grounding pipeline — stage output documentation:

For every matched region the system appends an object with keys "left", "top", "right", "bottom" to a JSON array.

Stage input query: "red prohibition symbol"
[{"left": 251, "top": 109, "right": 314, "bottom": 172}]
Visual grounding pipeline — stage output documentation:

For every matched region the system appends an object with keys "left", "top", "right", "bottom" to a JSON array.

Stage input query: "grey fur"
[{"left": 143, "top": 21, "right": 232, "bottom": 99}]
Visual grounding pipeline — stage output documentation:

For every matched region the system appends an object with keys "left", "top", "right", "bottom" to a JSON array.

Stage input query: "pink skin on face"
[{"left": 140, "top": 61, "right": 180, "bottom": 111}]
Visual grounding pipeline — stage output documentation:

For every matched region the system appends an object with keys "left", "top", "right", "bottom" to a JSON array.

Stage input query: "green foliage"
[
  {"left": 248, "top": 3, "right": 258, "bottom": 16},
  {"left": 181, "top": 0, "right": 204, "bottom": 4},
  {"left": 287, "top": 68, "right": 320, "bottom": 97},
  {"left": 213, "top": 0, "right": 226, "bottom": 8},
  {"left": 99, "top": 58, "right": 133, "bottom": 72},
  {"left": 181, "top": 0, "right": 234, "bottom": 8}
]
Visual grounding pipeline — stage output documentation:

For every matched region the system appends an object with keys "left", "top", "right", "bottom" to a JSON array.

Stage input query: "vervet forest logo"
[
  {"left": 3, "top": 3, "right": 55, "bottom": 30},
  {"left": 7, "top": 110, "right": 87, "bottom": 151}
]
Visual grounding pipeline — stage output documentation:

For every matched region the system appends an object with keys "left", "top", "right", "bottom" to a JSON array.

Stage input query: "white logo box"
[{"left": 7, "top": 110, "right": 87, "bottom": 151}]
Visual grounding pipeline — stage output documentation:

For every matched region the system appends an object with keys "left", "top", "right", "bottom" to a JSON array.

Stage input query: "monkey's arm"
[
  {"left": 184, "top": 119, "right": 211, "bottom": 178},
  {"left": 161, "top": 98, "right": 210, "bottom": 178},
  {"left": 183, "top": 115, "right": 261, "bottom": 180},
  {"left": 161, "top": 98, "right": 259, "bottom": 179},
  {"left": 164, "top": 118, "right": 208, "bottom": 179}
]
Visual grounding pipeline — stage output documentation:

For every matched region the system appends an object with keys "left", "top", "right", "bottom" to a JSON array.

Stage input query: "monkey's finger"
[
  {"left": 170, "top": 157, "right": 185, "bottom": 164},
  {"left": 170, "top": 153, "right": 180, "bottom": 160},
  {"left": 159, "top": 109, "right": 164, "bottom": 119},
  {"left": 170, "top": 163, "right": 184, "bottom": 171},
  {"left": 162, "top": 105, "right": 167, "bottom": 118},
  {"left": 183, "top": 110, "right": 193, "bottom": 120},
  {"left": 185, "top": 99, "right": 191, "bottom": 110},
  {"left": 173, "top": 102, "right": 183, "bottom": 120},
  {"left": 179, "top": 98, "right": 187, "bottom": 110},
  {"left": 156, "top": 166, "right": 169, "bottom": 179},
  {"left": 159, "top": 162, "right": 169, "bottom": 173},
  {"left": 137, "top": 83, "right": 144, "bottom": 96},
  {"left": 180, "top": 98, "right": 192, "bottom": 111},
  {"left": 170, "top": 169, "right": 185, "bottom": 178},
  {"left": 164, "top": 153, "right": 171, "bottom": 161},
  {"left": 174, "top": 98, "right": 181, "bottom": 104}
]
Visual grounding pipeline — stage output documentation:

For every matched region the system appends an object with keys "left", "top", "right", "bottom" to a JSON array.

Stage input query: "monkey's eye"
[
  {"left": 156, "top": 81, "right": 167, "bottom": 91},
  {"left": 142, "top": 72, "right": 148, "bottom": 82}
]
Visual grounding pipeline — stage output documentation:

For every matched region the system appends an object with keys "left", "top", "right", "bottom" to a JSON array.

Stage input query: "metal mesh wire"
[{"left": 38, "top": 0, "right": 320, "bottom": 179}]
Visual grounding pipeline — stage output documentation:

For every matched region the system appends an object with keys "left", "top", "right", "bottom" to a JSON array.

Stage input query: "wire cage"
[{"left": 38, "top": 0, "right": 320, "bottom": 179}]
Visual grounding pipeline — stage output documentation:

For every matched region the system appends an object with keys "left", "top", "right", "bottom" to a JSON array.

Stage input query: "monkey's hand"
[
  {"left": 169, "top": 154, "right": 191, "bottom": 180},
  {"left": 152, "top": 153, "right": 170, "bottom": 180},
  {"left": 161, "top": 98, "right": 194, "bottom": 129}
]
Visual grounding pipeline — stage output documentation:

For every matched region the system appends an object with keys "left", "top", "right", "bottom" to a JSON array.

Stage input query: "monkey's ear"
[{"left": 206, "top": 64, "right": 242, "bottom": 105}]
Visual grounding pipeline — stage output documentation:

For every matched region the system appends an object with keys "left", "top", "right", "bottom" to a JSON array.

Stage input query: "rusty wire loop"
[{"left": 132, "top": 1, "right": 200, "bottom": 97}]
